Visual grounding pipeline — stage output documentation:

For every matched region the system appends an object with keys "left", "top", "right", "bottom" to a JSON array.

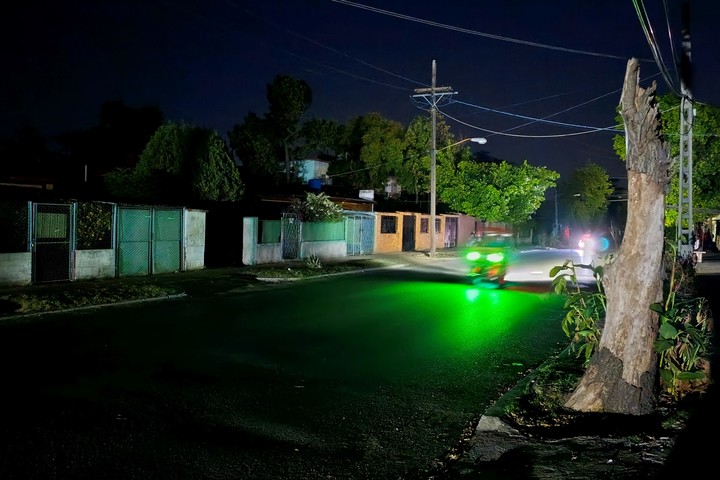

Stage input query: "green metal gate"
[
  {"left": 345, "top": 213, "right": 375, "bottom": 255},
  {"left": 117, "top": 207, "right": 182, "bottom": 277},
  {"left": 281, "top": 212, "right": 300, "bottom": 260}
]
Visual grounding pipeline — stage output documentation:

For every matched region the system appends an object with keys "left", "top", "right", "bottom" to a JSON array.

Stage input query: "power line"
[{"left": 331, "top": 0, "right": 652, "bottom": 61}]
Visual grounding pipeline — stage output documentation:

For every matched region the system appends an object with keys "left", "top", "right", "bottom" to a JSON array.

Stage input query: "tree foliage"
[
  {"left": 437, "top": 156, "right": 559, "bottom": 224},
  {"left": 107, "top": 122, "right": 243, "bottom": 203},
  {"left": 613, "top": 94, "right": 720, "bottom": 227},
  {"left": 398, "top": 115, "right": 453, "bottom": 202},
  {"left": 228, "top": 112, "right": 281, "bottom": 186},
  {"left": 562, "top": 162, "right": 614, "bottom": 229},
  {"left": 328, "top": 113, "right": 404, "bottom": 190},
  {"left": 228, "top": 75, "right": 313, "bottom": 189}
]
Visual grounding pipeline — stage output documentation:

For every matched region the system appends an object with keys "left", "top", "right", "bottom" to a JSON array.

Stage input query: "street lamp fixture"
[
  {"left": 429, "top": 137, "right": 488, "bottom": 257},
  {"left": 438, "top": 137, "right": 487, "bottom": 151}
]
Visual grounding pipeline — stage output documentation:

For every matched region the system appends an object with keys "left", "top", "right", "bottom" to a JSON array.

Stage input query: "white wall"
[
  {"left": 0, "top": 252, "right": 32, "bottom": 286},
  {"left": 184, "top": 209, "right": 206, "bottom": 271},
  {"left": 75, "top": 249, "right": 115, "bottom": 280}
]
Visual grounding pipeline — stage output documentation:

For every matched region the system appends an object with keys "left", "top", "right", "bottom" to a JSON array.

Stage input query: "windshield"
[{"left": 468, "top": 235, "right": 513, "bottom": 248}]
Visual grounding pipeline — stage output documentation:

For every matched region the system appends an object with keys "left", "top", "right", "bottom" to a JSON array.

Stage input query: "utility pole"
[
  {"left": 413, "top": 60, "right": 455, "bottom": 257},
  {"left": 677, "top": 0, "right": 693, "bottom": 258}
]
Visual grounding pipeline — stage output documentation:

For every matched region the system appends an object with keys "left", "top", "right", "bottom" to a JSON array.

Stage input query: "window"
[
  {"left": 380, "top": 215, "right": 397, "bottom": 234},
  {"left": 435, "top": 218, "right": 441, "bottom": 233},
  {"left": 420, "top": 218, "right": 429, "bottom": 233}
]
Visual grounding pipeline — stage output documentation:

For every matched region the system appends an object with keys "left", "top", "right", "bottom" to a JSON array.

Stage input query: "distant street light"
[{"left": 430, "top": 137, "right": 488, "bottom": 257}]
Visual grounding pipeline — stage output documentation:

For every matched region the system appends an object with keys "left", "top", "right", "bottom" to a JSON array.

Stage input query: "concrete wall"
[
  {"left": 243, "top": 217, "right": 282, "bottom": 265},
  {"left": 184, "top": 209, "right": 206, "bottom": 271},
  {"left": 256, "top": 243, "right": 282, "bottom": 264},
  {"left": 300, "top": 240, "right": 347, "bottom": 259},
  {"left": 0, "top": 252, "right": 32, "bottom": 286},
  {"left": 75, "top": 249, "right": 115, "bottom": 281}
]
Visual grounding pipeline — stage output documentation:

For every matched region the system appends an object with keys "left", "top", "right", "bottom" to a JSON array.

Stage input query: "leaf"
[
  {"left": 676, "top": 371, "right": 706, "bottom": 381},
  {"left": 658, "top": 322, "right": 678, "bottom": 340}
]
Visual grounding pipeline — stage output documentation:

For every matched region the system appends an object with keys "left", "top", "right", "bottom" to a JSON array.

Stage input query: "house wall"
[
  {"left": 373, "top": 212, "right": 402, "bottom": 253},
  {"left": 75, "top": 249, "right": 115, "bottom": 280},
  {"left": 457, "top": 215, "right": 477, "bottom": 246},
  {"left": 184, "top": 209, "right": 207, "bottom": 271},
  {"left": 0, "top": 252, "right": 32, "bottom": 286}
]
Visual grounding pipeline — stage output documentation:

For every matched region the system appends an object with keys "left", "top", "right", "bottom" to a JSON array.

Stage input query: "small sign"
[{"left": 359, "top": 190, "right": 374, "bottom": 200}]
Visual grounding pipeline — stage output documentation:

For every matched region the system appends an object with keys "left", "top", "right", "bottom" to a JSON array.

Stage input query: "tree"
[
  {"left": 358, "top": 114, "right": 406, "bottom": 191},
  {"left": 328, "top": 113, "right": 405, "bottom": 190},
  {"left": 437, "top": 154, "right": 559, "bottom": 224},
  {"left": 228, "top": 75, "right": 312, "bottom": 189},
  {"left": 613, "top": 94, "right": 720, "bottom": 229},
  {"left": 565, "top": 58, "right": 671, "bottom": 414},
  {"left": 298, "top": 118, "right": 344, "bottom": 159},
  {"left": 265, "top": 75, "right": 312, "bottom": 182},
  {"left": 562, "top": 163, "right": 614, "bottom": 229},
  {"left": 106, "top": 122, "right": 243, "bottom": 203},
  {"left": 399, "top": 115, "right": 453, "bottom": 202},
  {"left": 55, "top": 101, "right": 164, "bottom": 178},
  {"left": 0, "top": 127, "right": 63, "bottom": 178},
  {"left": 228, "top": 112, "right": 282, "bottom": 190}
]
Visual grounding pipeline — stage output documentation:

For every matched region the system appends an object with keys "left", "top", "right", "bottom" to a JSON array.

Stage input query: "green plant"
[
  {"left": 550, "top": 258, "right": 608, "bottom": 365},
  {"left": 651, "top": 243, "right": 713, "bottom": 401},
  {"left": 305, "top": 254, "right": 323, "bottom": 269},
  {"left": 288, "top": 192, "right": 345, "bottom": 222}
]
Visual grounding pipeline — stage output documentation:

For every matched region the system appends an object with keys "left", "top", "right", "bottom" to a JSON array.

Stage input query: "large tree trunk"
[{"left": 565, "top": 58, "right": 670, "bottom": 415}]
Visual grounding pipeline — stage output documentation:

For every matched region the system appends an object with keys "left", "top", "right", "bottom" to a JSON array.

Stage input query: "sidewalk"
[{"left": 445, "top": 251, "right": 720, "bottom": 479}]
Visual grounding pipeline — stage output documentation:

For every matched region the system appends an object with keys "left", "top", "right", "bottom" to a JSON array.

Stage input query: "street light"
[{"left": 429, "top": 137, "right": 488, "bottom": 257}]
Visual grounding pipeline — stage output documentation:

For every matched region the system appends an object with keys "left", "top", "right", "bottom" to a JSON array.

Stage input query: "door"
[
  {"left": 345, "top": 213, "right": 375, "bottom": 255},
  {"left": 402, "top": 215, "right": 415, "bottom": 251},
  {"left": 32, "top": 203, "right": 72, "bottom": 283},
  {"left": 281, "top": 212, "right": 301, "bottom": 260}
]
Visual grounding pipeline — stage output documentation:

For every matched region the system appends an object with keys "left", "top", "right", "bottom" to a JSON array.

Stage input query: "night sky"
[{"left": 3, "top": 0, "right": 719, "bottom": 181}]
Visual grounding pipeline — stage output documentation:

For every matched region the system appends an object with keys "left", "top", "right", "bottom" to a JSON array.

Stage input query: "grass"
[{"left": 0, "top": 258, "right": 389, "bottom": 316}]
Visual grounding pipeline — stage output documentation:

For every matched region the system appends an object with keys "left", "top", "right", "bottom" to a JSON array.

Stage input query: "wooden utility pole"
[{"left": 413, "top": 60, "right": 454, "bottom": 257}]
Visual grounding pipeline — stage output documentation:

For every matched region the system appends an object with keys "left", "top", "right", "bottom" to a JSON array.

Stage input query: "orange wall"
[{"left": 374, "top": 212, "right": 403, "bottom": 253}]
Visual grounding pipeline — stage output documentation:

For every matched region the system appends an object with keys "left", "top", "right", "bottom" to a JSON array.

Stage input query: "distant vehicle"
[{"left": 464, "top": 233, "right": 515, "bottom": 287}]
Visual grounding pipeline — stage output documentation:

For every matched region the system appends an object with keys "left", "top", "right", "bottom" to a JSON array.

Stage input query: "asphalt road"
[{"left": 0, "top": 265, "right": 570, "bottom": 480}]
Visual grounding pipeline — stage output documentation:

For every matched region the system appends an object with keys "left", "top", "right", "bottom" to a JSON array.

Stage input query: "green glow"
[
  {"left": 378, "top": 280, "right": 565, "bottom": 358},
  {"left": 486, "top": 252, "right": 504, "bottom": 263}
]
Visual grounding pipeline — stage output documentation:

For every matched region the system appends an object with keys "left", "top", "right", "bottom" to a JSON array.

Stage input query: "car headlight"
[
  {"left": 486, "top": 252, "right": 504, "bottom": 263},
  {"left": 466, "top": 251, "right": 481, "bottom": 261}
]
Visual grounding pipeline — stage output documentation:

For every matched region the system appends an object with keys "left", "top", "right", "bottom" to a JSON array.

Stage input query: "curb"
[{"left": 0, "top": 293, "right": 188, "bottom": 321}]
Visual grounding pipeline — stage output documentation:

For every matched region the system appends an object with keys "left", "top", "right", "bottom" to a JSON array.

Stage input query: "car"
[{"left": 464, "top": 233, "right": 515, "bottom": 286}]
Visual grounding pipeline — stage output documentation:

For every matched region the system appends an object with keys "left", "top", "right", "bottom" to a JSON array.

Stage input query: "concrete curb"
[{"left": 0, "top": 293, "right": 188, "bottom": 321}]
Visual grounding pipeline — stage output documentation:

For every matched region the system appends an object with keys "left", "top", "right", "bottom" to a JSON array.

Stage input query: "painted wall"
[
  {"left": 0, "top": 252, "right": 32, "bottom": 286},
  {"left": 373, "top": 212, "right": 403, "bottom": 253}
]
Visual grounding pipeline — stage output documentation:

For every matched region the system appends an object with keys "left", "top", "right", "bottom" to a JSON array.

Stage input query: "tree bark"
[{"left": 564, "top": 58, "right": 670, "bottom": 414}]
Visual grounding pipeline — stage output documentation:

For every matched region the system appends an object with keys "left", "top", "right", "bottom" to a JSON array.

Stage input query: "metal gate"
[
  {"left": 402, "top": 215, "right": 415, "bottom": 251},
  {"left": 117, "top": 207, "right": 182, "bottom": 276},
  {"left": 345, "top": 213, "right": 375, "bottom": 255},
  {"left": 281, "top": 212, "right": 301, "bottom": 259},
  {"left": 444, "top": 217, "right": 458, "bottom": 247},
  {"left": 32, "top": 203, "right": 73, "bottom": 283}
]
